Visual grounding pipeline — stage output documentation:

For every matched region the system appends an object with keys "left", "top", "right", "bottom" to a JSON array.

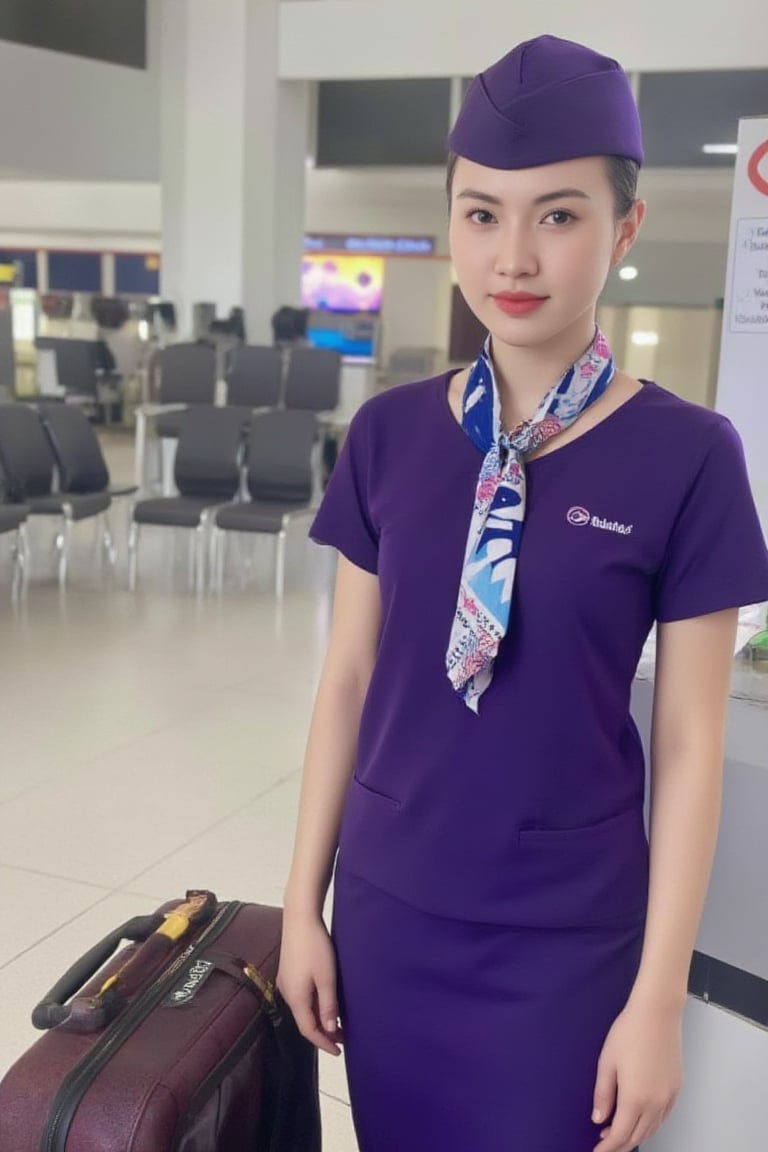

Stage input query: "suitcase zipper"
[{"left": 39, "top": 901, "right": 243, "bottom": 1152}]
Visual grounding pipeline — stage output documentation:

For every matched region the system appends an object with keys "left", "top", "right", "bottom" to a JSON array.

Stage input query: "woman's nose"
[{"left": 493, "top": 224, "right": 539, "bottom": 279}]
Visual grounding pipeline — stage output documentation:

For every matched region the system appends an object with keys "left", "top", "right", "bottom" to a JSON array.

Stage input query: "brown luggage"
[{"left": 0, "top": 891, "right": 321, "bottom": 1152}]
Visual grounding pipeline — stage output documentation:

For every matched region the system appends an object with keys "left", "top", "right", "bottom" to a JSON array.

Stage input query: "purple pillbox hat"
[{"left": 448, "top": 34, "right": 644, "bottom": 169}]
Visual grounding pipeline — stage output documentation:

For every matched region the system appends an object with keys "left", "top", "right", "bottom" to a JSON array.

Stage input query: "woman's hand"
[
  {"left": 591, "top": 994, "right": 684, "bottom": 1152},
  {"left": 277, "top": 910, "right": 344, "bottom": 1057}
]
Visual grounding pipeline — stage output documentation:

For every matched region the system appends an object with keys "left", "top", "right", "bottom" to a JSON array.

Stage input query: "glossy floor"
[{"left": 0, "top": 433, "right": 357, "bottom": 1148}]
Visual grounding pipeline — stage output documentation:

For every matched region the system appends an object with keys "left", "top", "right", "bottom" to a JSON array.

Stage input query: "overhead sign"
[{"left": 304, "top": 233, "right": 435, "bottom": 256}]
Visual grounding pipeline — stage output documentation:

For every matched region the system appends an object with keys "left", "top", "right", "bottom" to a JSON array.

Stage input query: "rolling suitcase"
[{"left": 0, "top": 890, "right": 321, "bottom": 1152}]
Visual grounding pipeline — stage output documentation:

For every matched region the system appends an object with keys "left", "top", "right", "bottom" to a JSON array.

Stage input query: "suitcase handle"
[
  {"left": 32, "top": 891, "right": 218, "bottom": 1032},
  {"left": 31, "top": 913, "right": 163, "bottom": 1031}
]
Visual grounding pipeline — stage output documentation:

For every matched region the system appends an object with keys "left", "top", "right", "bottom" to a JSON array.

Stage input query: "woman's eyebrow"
[
  {"left": 455, "top": 187, "right": 592, "bottom": 206},
  {"left": 455, "top": 188, "right": 503, "bottom": 205},
  {"left": 533, "top": 188, "right": 591, "bottom": 205}
]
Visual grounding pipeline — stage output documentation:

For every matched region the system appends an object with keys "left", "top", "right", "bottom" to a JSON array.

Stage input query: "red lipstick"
[{"left": 492, "top": 292, "right": 548, "bottom": 316}]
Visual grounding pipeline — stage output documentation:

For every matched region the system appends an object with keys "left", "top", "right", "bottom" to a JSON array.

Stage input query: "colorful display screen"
[{"left": 301, "top": 254, "right": 384, "bottom": 314}]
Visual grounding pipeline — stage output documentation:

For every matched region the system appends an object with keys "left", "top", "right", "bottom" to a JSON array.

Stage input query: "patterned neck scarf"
[{"left": 446, "top": 328, "right": 615, "bottom": 712}]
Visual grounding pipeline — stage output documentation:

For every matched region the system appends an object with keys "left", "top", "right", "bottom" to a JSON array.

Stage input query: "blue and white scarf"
[{"left": 446, "top": 328, "right": 615, "bottom": 712}]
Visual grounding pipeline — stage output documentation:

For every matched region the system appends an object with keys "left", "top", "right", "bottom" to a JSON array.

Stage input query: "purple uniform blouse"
[{"left": 310, "top": 375, "right": 768, "bottom": 928}]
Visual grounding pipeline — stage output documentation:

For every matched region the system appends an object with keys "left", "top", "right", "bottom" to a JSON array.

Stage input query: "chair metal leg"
[
  {"left": 134, "top": 406, "right": 147, "bottom": 490},
  {"left": 310, "top": 435, "right": 324, "bottom": 507},
  {"left": 11, "top": 523, "right": 29, "bottom": 600},
  {"left": 56, "top": 508, "right": 74, "bottom": 587},
  {"left": 101, "top": 510, "right": 117, "bottom": 568},
  {"left": 128, "top": 521, "right": 140, "bottom": 591},
  {"left": 187, "top": 529, "right": 196, "bottom": 592},
  {"left": 218, "top": 530, "right": 227, "bottom": 593},
  {"left": 275, "top": 530, "right": 287, "bottom": 599},
  {"left": 237, "top": 533, "right": 248, "bottom": 590},
  {"left": 194, "top": 515, "right": 208, "bottom": 597},
  {"left": 20, "top": 522, "right": 30, "bottom": 595},
  {"left": 209, "top": 525, "right": 225, "bottom": 594}
]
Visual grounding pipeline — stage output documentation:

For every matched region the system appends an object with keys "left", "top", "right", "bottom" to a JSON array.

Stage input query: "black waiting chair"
[
  {"left": 128, "top": 406, "right": 245, "bottom": 594},
  {"left": 39, "top": 403, "right": 137, "bottom": 500},
  {"left": 38, "top": 403, "right": 138, "bottom": 562},
  {"left": 283, "top": 347, "right": 341, "bottom": 413},
  {"left": 34, "top": 337, "right": 123, "bottom": 423},
  {"left": 153, "top": 343, "right": 218, "bottom": 441},
  {"left": 0, "top": 502, "right": 30, "bottom": 599},
  {"left": 225, "top": 345, "right": 284, "bottom": 424},
  {"left": 210, "top": 410, "right": 318, "bottom": 597},
  {"left": 0, "top": 405, "right": 113, "bottom": 586}
]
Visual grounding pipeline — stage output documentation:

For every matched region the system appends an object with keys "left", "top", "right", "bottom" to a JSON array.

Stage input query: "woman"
[{"left": 277, "top": 35, "right": 768, "bottom": 1152}]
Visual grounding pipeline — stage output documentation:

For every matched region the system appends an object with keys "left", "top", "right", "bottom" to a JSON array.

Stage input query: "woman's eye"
[
  {"left": 468, "top": 209, "right": 496, "bottom": 225},
  {"left": 544, "top": 210, "right": 576, "bottom": 226}
]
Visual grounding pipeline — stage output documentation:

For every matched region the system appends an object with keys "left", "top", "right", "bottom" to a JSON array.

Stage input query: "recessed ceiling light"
[
  {"left": 702, "top": 143, "right": 738, "bottom": 155},
  {"left": 631, "top": 331, "right": 659, "bottom": 347},
  {"left": 619, "top": 266, "right": 638, "bottom": 281}
]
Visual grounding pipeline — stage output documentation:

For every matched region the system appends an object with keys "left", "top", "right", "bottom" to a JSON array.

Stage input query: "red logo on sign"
[{"left": 748, "top": 140, "right": 768, "bottom": 196}]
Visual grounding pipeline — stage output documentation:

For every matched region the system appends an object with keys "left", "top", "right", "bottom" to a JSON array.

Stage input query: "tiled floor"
[{"left": 0, "top": 432, "right": 358, "bottom": 1148}]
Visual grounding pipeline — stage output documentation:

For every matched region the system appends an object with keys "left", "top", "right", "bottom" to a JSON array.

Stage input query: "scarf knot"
[{"left": 445, "top": 329, "right": 615, "bottom": 713}]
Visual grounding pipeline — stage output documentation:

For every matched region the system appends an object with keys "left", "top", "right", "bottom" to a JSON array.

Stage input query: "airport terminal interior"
[{"left": 0, "top": 2, "right": 766, "bottom": 1150}]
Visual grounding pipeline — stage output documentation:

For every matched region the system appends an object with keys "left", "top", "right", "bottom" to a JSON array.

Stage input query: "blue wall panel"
[
  {"left": 114, "top": 252, "right": 160, "bottom": 296},
  {"left": 0, "top": 249, "right": 37, "bottom": 288},
  {"left": 48, "top": 251, "right": 102, "bottom": 293}
]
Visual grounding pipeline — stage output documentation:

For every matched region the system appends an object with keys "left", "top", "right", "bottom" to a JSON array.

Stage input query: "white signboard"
[
  {"left": 716, "top": 118, "right": 768, "bottom": 529},
  {"left": 729, "top": 218, "right": 768, "bottom": 332}
]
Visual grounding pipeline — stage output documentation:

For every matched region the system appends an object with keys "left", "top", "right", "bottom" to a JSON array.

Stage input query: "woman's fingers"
[
  {"left": 317, "top": 976, "right": 341, "bottom": 1037},
  {"left": 592, "top": 1058, "right": 617, "bottom": 1131},
  {"left": 594, "top": 1102, "right": 641, "bottom": 1152},
  {"left": 282, "top": 980, "right": 342, "bottom": 1056}
]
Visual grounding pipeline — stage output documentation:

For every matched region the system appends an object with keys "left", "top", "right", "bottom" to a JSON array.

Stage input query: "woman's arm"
[
  {"left": 278, "top": 555, "right": 381, "bottom": 1054},
  {"left": 283, "top": 554, "right": 382, "bottom": 918},
  {"left": 593, "top": 606, "right": 738, "bottom": 1152},
  {"left": 632, "top": 605, "right": 738, "bottom": 1006}
]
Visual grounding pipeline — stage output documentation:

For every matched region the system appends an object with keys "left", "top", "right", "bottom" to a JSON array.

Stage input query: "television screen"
[{"left": 301, "top": 253, "right": 384, "bottom": 313}]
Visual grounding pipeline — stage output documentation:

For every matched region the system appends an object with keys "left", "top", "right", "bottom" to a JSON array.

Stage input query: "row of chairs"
[
  {"left": 0, "top": 398, "right": 319, "bottom": 598},
  {"left": 150, "top": 343, "right": 341, "bottom": 441},
  {"left": 129, "top": 406, "right": 318, "bottom": 597},
  {"left": 0, "top": 403, "right": 134, "bottom": 593}
]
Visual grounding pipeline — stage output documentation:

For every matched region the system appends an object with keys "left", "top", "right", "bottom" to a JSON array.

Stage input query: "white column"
[{"left": 160, "top": 0, "right": 309, "bottom": 342}]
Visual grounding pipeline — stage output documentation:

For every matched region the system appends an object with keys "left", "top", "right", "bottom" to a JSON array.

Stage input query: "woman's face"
[{"left": 448, "top": 155, "right": 644, "bottom": 350}]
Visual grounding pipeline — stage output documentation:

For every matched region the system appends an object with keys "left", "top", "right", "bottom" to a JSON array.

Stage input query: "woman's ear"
[{"left": 612, "top": 199, "right": 646, "bottom": 267}]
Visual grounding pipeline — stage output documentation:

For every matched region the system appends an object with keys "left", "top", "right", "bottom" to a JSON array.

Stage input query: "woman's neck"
[{"left": 489, "top": 313, "right": 599, "bottom": 429}]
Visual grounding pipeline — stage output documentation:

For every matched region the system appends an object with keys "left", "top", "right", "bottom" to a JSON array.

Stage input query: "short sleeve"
[
  {"left": 309, "top": 405, "right": 379, "bottom": 574},
  {"left": 654, "top": 418, "right": 768, "bottom": 623}
]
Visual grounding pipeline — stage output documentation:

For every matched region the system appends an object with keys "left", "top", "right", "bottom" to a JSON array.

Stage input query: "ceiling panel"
[{"left": 639, "top": 69, "right": 768, "bottom": 166}]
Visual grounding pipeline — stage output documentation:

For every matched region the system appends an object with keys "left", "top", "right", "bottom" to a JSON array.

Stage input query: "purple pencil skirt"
[{"left": 331, "top": 865, "right": 644, "bottom": 1152}]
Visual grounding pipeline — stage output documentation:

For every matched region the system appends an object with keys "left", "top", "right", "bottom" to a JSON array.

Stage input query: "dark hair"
[
  {"left": 446, "top": 150, "right": 639, "bottom": 219},
  {"left": 603, "top": 155, "right": 640, "bottom": 218}
]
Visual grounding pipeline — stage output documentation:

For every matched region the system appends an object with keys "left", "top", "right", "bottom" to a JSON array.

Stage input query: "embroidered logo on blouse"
[
  {"left": 567, "top": 506, "right": 633, "bottom": 535},
  {"left": 567, "top": 506, "right": 591, "bottom": 527}
]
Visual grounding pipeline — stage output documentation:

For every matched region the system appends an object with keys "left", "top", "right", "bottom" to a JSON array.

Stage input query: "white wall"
[
  {"left": 0, "top": 0, "right": 161, "bottom": 183},
  {"left": 376, "top": 258, "right": 452, "bottom": 364},
  {"left": 0, "top": 182, "right": 160, "bottom": 249},
  {"left": 600, "top": 306, "right": 721, "bottom": 407},
  {"left": 279, "top": 0, "right": 768, "bottom": 79}
]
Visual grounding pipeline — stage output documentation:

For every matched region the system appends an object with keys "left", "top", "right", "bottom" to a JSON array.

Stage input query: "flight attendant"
[{"left": 277, "top": 35, "right": 768, "bottom": 1152}]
